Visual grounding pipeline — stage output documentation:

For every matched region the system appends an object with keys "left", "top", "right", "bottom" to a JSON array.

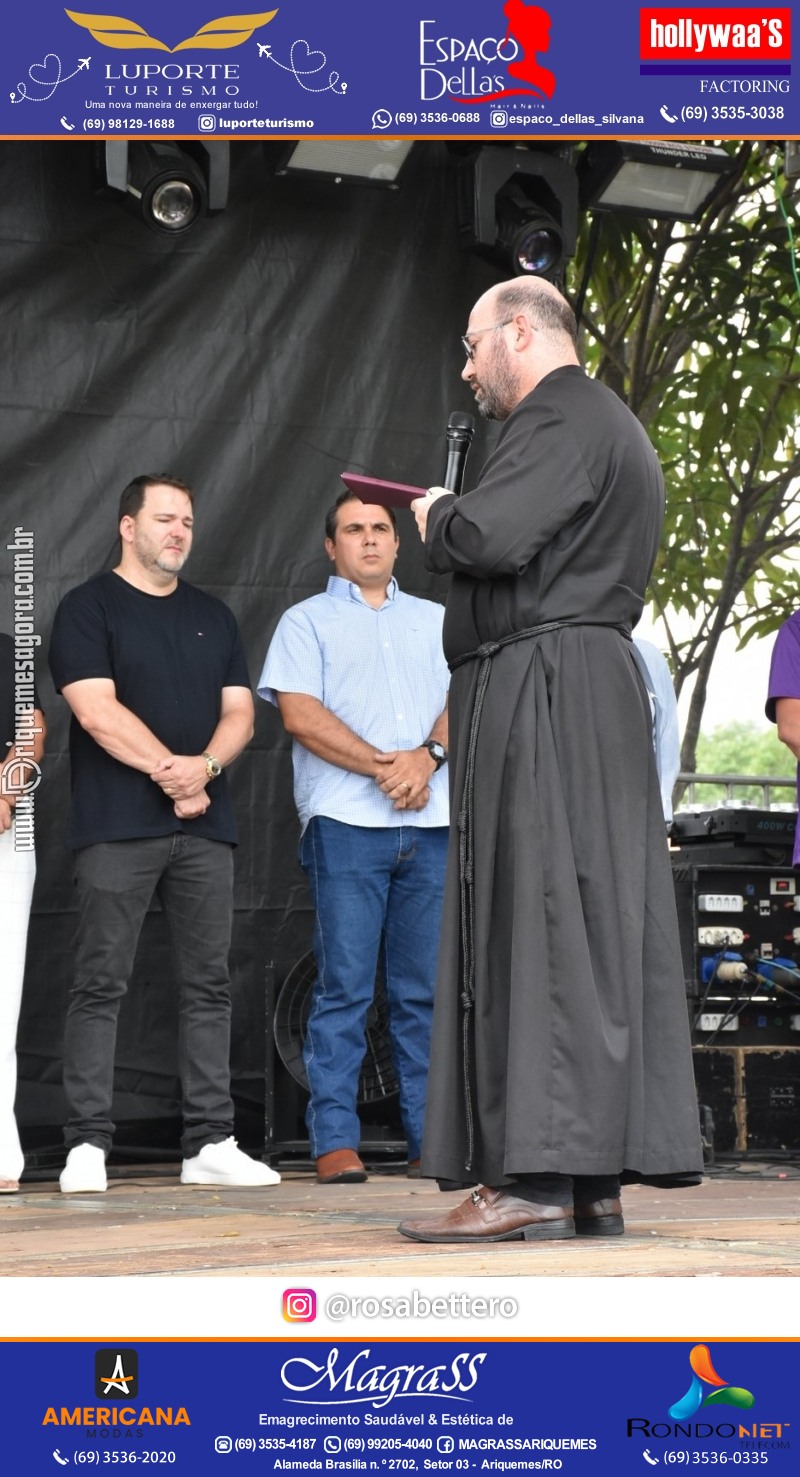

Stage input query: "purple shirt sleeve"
[
  {"left": 766, "top": 615, "right": 800, "bottom": 723},
  {"left": 766, "top": 616, "right": 800, "bottom": 865}
]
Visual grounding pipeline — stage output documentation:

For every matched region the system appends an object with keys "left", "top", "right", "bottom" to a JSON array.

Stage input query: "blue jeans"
[
  {"left": 64, "top": 835, "right": 236, "bottom": 1157},
  {"left": 299, "top": 818, "right": 448, "bottom": 1159}
]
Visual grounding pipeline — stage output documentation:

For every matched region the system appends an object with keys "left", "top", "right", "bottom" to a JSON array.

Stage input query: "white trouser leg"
[{"left": 0, "top": 823, "right": 36, "bottom": 1180}]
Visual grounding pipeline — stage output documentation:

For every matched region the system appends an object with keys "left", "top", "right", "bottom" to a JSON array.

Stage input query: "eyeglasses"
[{"left": 460, "top": 319, "right": 514, "bottom": 361}]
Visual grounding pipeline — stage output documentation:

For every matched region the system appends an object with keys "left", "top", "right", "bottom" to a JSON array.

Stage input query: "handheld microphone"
[{"left": 442, "top": 411, "right": 475, "bottom": 496}]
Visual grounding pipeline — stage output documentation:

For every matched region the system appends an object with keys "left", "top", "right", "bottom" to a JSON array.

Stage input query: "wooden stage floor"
[{"left": 2, "top": 1159, "right": 799, "bottom": 1278}]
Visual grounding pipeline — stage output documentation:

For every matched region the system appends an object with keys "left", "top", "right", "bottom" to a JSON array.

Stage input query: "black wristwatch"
[{"left": 421, "top": 740, "right": 447, "bottom": 772}]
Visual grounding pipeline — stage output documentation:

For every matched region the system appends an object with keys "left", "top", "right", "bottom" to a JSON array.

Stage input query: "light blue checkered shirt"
[
  {"left": 258, "top": 576, "right": 450, "bottom": 832},
  {"left": 632, "top": 637, "right": 681, "bottom": 824}
]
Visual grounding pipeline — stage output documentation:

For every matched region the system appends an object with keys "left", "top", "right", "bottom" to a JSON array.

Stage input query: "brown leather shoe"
[
  {"left": 574, "top": 1197, "right": 624, "bottom": 1236},
  {"left": 407, "top": 1159, "right": 422, "bottom": 1179},
  {"left": 0, "top": 1179, "right": 19, "bottom": 1194},
  {"left": 398, "top": 1185, "right": 575, "bottom": 1243},
  {"left": 316, "top": 1149, "right": 367, "bottom": 1184}
]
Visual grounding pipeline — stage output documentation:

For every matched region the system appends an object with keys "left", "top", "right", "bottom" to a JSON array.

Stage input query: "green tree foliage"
[
  {"left": 696, "top": 720, "right": 789, "bottom": 776},
  {"left": 572, "top": 142, "right": 800, "bottom": 774},
  {"left": 682, "top": 720, "right": 795, "bottom": 809}
]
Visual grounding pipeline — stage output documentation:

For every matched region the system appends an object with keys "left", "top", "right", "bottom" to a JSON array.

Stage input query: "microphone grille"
[{"left": 448, "top": 411, "right": 475, "bottom": 437}]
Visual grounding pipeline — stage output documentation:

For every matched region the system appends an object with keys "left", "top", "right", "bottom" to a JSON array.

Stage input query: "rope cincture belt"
[{"left": 449, "top": 618, "right": 628, "bottom": 1173}]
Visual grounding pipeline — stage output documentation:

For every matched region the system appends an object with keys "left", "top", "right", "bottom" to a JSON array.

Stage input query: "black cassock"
[{"left": 421, "top": 365, "right": 703, "bottom": 1186}]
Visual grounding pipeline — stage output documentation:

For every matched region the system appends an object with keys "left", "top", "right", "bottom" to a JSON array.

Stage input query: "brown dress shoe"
[
  {"left": 398, "top": 1185, "right": 575, "bottom": 1243},
  {"left": 316, "top": 1149, "right": 367, "bottom": 1184},
  {"left": 574, "top": 1197, "right": 624, "bottom": 1236},
  {"left": 0, "top": 1179, "right": 19, "bottom": 1194},
  {"left": 407, "top": 1159, "right": 422, "bottom": 1179}
]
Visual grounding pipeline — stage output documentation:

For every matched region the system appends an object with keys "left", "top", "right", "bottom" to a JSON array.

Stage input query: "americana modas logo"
[
  {"left": 65, "top": 8, "right": 278, "bottom": 52},
  {"left": 95, "top": 1349, "right": 139, "bottom": 1399},
  {"left": 668, "top": 1345, "right": 754, "bottom": 1420}
]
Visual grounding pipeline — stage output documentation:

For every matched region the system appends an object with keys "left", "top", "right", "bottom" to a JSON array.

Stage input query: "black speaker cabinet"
[
  {"left": 671, "top": 845, "right": 800, "bottom": 1046},
  {"left": 692, "top": 1047, "right": 739, "bottom": 1155},
  {"left": 693, "top": 1046, "right": 800, "bottom": 1156},
  {"left": 264, "top": 955, "right": 406, "bottom": 1161}
]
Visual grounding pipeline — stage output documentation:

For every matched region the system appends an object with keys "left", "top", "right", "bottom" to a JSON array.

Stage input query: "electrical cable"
[
  {"left": 693, "top": 946, "right": 750, "bottom": 1032},
  {"left": 693, "top": 949, "right": 724, "bottom": 1030},
  {"left": 752, "top": 956, "right": 800, "bottom": 1007},
  {"left": 701, "top": 980, "right": 763, "bottom": 1048}
]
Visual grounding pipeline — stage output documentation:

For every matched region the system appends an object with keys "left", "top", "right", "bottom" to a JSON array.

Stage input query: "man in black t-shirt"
[{"left": 49, "top": 474, "right": 279, "bottom": 1193}]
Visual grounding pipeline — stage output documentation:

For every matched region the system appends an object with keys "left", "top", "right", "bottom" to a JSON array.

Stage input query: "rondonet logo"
[
  {"left": 640, "top": 8, "right": 792, "bottom": 61},
  {"left": 668, "top": 1345, "right": 754, "bottom": 1420},
  {"left": 65, "top": 8, "right": 278, "bottom": 51},
  {"left": 628, "top": 1343, "right": 790, "bottom": 1445}
]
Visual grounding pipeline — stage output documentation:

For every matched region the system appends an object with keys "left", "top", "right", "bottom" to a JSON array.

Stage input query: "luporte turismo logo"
[{"left": 65, "top": 8, "right": 278, "bottom": 52}]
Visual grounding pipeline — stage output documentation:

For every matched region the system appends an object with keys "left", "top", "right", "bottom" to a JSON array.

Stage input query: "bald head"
[
  {"left": 488, "top": 279, "right": 578, "bottom": 354},
  {"left": 461, "top": 278, "right": 580, "bottom": 419}
]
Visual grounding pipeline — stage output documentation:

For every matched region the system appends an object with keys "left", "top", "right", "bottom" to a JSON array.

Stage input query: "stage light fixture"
[
  {"left": 272, "top": 140, "right": 414, "bottom": 187},
  {"left": 577, "top": 140, "right": 736, "bottom": 222},
  {"left": 456, "top": 145, "right": 578, "bottom": 283},
  {"left": 100, "top": 141, "right": 230, "bottom": 233}
]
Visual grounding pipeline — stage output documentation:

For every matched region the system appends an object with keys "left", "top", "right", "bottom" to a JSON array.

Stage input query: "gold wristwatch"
[{"left": 203, "top": 752, "right": 222, "bottom": 779}]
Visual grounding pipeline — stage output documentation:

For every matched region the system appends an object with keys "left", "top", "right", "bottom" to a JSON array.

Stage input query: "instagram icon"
[{"left": 283, "top": 1288, "right": 317, "bottom": 1322}]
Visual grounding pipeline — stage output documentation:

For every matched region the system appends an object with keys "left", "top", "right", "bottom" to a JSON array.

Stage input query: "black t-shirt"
[
  {"left": 48, "top": 572, "right": 251, "bottom": 849},
  {"left": 1, "top": 630, "right": 42, "bottom": 749}
]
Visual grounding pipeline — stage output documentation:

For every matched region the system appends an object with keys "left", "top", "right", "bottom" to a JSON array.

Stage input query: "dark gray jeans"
[{"left": 64, "top": 835, "right": 235, "bottom": 1157}]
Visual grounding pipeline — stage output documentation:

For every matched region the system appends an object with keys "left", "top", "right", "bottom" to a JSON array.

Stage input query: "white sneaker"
[
  {"left": 180, "top": 1137, "right": 281, "bottom": 1187},
  {"left": 60, "top": 1144, "right": 108, "bottom": 1194}
]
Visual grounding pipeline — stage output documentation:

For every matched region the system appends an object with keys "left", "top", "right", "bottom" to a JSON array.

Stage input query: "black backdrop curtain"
[{"left": 0, "top": 140, "right": 499, "bottom": 1158}]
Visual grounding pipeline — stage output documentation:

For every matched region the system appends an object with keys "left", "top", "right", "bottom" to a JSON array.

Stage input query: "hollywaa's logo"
[
  {"left": 668, "top": 1345, "right": 755, "bottom": 1421},
  {"left": 420, "top": 1, "right": 557, "bottom": 104},
  {"left": 640, "top": 8, "right": 792, "bottom": 62},
  {"left": 65, "top": 8, "right": 278, "bottom": 51}
]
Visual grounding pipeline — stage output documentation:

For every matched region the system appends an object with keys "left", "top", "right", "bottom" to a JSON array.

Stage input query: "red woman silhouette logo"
[{"left": 502, "top": 0, "right": 556, "bottom": 99}]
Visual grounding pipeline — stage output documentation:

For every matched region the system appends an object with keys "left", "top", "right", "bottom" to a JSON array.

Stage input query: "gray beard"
[
  {"left": 474, "top": 342, "right": 517, "bottom": 421},
  {"left": 155, "top": 552, "right": 186, "bottom": 573}
]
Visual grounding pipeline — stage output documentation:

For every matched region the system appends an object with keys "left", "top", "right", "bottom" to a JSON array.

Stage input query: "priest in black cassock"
[{"left": 398, "top": 277, "right": 702, "bottom": 1245}]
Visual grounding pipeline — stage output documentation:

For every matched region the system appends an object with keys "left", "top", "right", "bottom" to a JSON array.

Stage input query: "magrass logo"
[
  {"left": 95, "top": 1349, "right": 139, "bottom": 1399},
  {"left": 668, "top": 1345, "right": 755, "bottom": 1421},
  {"left": 65, "top": 8, "right": 278, "bottom": 52}
]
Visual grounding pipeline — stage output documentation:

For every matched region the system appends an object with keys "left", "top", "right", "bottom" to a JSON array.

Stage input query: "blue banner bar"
[
  {"left": 1, "top": 1338, "right": 795, "bottom": 1471},
  {"left": 1, "top": 1, "right": 797, "bottom": 138}
]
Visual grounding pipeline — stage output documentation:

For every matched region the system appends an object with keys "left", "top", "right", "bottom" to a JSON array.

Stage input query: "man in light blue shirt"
[
  {"left": 632, "top": 637, "right": 681, "bottom": 825},
  {"left": 258, "top": 492, "right": 449, "bottom": 1184}
]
